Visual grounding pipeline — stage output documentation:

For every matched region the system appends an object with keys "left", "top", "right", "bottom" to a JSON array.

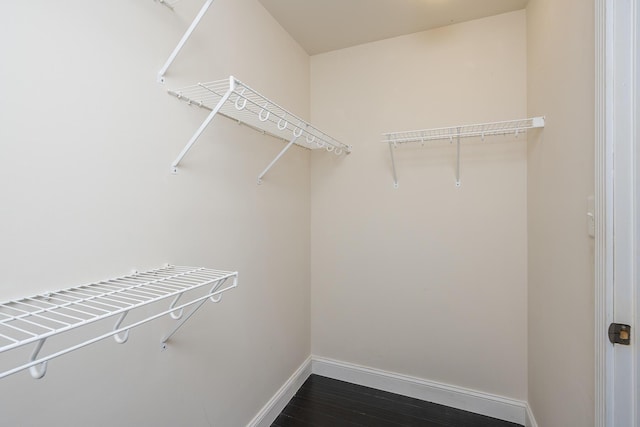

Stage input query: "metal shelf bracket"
[
  {"left": 157, "top": 0, "right": 216, "bottom": 83},
  {"left": 257, "top": 134, "right": 300, "bottom": 184},
  {"left": 386, "top": 136, "right": 399, "bottom": 189}
]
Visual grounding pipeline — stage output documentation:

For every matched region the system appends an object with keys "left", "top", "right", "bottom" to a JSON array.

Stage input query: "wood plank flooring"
[{"left": 272, "top": 375, "right": 523, "bottom": 427}]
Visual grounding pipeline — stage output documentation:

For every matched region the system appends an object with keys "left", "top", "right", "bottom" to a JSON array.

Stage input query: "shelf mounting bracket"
[
  {"left": 455, "top": 127, "right": 461, "bottom": 187},
  {"left": 171, "top": 80, "right": 234, "bottom": 173},
  {"left": 257, "top": 133, "right": 301, "bottom": 184},
  {"left": 157, "top": 0, "right": 216, "bottom": 83},
  {"left": 161, "top": 278, "right": 228, "bottom": 345},
  {"left": 387, "top": 136, "right": 398, "bottom": 189}
]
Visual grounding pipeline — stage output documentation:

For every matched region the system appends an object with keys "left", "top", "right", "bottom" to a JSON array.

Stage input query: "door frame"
[{"left": 595, "top": 0, "right": 638, "bottom": 425}]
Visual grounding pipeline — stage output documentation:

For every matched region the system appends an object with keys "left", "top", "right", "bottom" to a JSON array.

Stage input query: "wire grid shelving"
[
  {"left": 169, "top": 76, "right": 351, "bottom": 182},
  {"left": 0, "top": 265, "right": 238, "bottom": 380},
  {"left": 383, "top": 117, "right": 545, "bottom": 145},
  {"left": 382, "top": 117, "right": 545, "bottom": 188}
]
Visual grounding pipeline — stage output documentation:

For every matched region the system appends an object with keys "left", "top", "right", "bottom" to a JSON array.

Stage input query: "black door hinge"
[{"left": 608, "top": 323, "right": 631, "bottom": 345}]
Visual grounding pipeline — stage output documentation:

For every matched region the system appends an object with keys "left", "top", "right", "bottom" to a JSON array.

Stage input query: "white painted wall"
[
  {"left": 309, "top": 11, "right": 529, "bottom": 400},
  {"left": 526, "top": 0, "right": 596, "bottom": 425},
  {"left": 0, "top": 1, "right": 311, "bottom": 425}
]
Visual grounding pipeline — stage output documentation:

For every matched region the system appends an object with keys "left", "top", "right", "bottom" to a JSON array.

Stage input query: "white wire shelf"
[
  {"left": 382, "top": 117, "right": 545, "bottom": 188},
  {"left": 169, "top": 76, "right": 351, "bottom": 183},
  {"left": 383, "top": 117, "right": 545, "bottom": 146},
  {"left": 0, "top": 265, "right": 238, "bottom": 380}
]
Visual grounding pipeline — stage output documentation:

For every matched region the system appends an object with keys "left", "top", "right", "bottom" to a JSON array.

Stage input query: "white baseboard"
[
  {"left": 525, "top": 403, "right": 539, "bottom": 427},
  {"left": 311, "top": 356, "right": 527, "bottom": 426},
  {"left": 246, "top": 357, "right": 312, "bottom": 427},
  {"left": 247, "top": 355, "right": 531, "bottom": 426}
]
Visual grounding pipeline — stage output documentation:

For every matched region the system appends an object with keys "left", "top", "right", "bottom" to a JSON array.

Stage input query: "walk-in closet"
[{"left": 0, "top": 1, "right": 601, "bottom": 426}]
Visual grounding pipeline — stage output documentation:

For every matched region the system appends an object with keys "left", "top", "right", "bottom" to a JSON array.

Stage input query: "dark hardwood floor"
[{"left": 272, "top": 375, "right": 523, "bottom": 427}]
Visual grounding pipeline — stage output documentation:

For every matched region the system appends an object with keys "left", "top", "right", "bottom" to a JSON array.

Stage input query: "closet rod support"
[
  {"left": 257, "top": 134, "right": 300, "bottom": 184},
  {"left": 157, "top": 0, "right": 215, "bottom": 83},
  {"left": 171, "top": 80, "right": 234, "bottom": 173}
]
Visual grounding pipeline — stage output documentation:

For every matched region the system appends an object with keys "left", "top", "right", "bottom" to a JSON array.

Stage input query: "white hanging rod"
[
  {"left": 157, "top": 0, "right": 215, "bottom": 83},
  {"left": 169, "top": 76, "right": 351, "bottom": 182},
  {"left": 383, "top": 117, "right": 545, "bottom": 188},
  {"left": 0, "top": 265, "right": 238, "bottom": 380}
]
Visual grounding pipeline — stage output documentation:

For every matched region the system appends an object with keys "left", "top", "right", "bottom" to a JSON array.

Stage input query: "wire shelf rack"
[
  {"left": 169, "top": 76, "right": 351, "bottom": 182},
  {"left": 0, "top": 265, "right": 238, "bottom": 380},
  {"left": 382, "top": 117, "right": 545, "bottom": 188},
  {"left": 383, "top": 117, "right": 545, "bottom": 145}
]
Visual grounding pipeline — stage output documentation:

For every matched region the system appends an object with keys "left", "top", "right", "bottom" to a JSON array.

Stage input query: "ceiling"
[{"left": 258, "top": 0, "right": 529, "bottom": 55}]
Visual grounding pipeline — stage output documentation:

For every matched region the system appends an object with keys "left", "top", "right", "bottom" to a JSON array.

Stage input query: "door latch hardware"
[{"left": 608, "top": 323, "right": 631, "bottom": 345}]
